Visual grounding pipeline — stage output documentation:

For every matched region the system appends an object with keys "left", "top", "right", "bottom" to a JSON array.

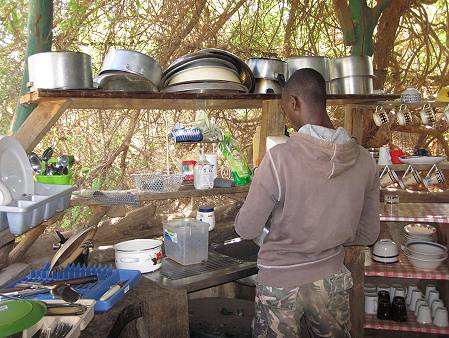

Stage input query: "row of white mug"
[
  {"left": 373, "top": 104, "right": 449, "bottom": 127},
  {"left": 380, "top": 164, "right": 445, "bottom": 189},
  {"left": 364, "top": 283, "right": 449, "bottom": 327}
]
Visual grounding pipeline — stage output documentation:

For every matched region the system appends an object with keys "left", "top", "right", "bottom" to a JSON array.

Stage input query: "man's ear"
[{"left": 291, "top": 94, "right": 301, "bottom": 112}]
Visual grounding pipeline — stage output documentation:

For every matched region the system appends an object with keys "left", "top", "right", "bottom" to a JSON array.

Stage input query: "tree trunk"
[{"left": 12, "top": 0, "right": 53, "bottom": 133}]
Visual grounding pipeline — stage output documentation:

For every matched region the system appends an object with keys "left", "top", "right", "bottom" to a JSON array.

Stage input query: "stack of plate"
[
  {"left": 161, "top": 49, "right": 255, "bottom": 93},
  {"left": 403, "top": 223, "right": 436, "bottom": 244},
  {"left": 404, "top": 241, "right": 448, "bottom": 271}
]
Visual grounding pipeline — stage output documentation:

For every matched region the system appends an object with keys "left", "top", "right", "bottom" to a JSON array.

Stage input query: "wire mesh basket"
[{"left": 132, "top": 173, "right": 183, "bottom": 193}]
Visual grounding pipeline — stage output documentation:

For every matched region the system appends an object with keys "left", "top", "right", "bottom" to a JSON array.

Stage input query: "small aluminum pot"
[
  {"left": 286, "top": 56, "right": 329, "bottom": 81},
  {"left": 328, "top": 56, "right": 374, "bottom": 80},
  {"left": 254, "top": 79, "right": 282, "bottom": 94},
  {"left": 28, "top": 51, "right": 93, "bottom": 91},
  {"left": 100, "top": 49, "right": 162, "bottom": 88},
  {"left": 114, "top": 239, "right": 162, "bottom": 273},
  {"left": 246, "top": 58, "right": 287, "bottom": 82}
]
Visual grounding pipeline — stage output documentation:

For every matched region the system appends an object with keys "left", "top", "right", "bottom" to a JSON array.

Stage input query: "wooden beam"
[
  {"left": 15, "top": 99, "right": 71, "bottom": 152},
  {"left": 257, "top": 100, "right": 284, "bottom": 165}
]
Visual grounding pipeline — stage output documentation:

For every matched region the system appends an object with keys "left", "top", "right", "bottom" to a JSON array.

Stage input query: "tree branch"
[{"left": 333, "top": 0, "right": 355, "bottom": 46}]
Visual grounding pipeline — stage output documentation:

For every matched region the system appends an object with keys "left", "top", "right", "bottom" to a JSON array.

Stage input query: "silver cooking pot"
[
  {"left": 100, "top": 49, "right": 162, "bottom": 88},
  {"left": 254, "top": 79, "right": 283, "bottom": 94},
  {"left": 328, "top": 56, "right": 373, "bottom": 80},
  {"left": 286, "top": 56, "right": 329, "bottom": 81},
  {"left": 246, "top": 58, "right": 287, "bottom": 82},
  {"left": 28, "top": 51, "right": 93, "bottom": 91}
]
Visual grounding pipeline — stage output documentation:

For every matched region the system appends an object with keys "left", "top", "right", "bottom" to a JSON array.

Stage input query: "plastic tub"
[
  {"left": 163, "top": 218, "right": 209, "bottom": 265},
  {"left": 35, "top": 173, "right": 73, "bottom": 185}
]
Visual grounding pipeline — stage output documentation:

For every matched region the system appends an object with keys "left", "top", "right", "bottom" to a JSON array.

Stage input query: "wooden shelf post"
[{"left": 256, "top": 100, "right": 284, "bottom": 165}]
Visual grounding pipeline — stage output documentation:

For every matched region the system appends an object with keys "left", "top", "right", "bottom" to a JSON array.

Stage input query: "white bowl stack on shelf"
[
  {"left": 404, "top": 241, "right": 448, "bottom": 271},
  {"left": 372, "top": 239, "right": 399, "bottom": 263},
  {"left": 403, "top": 223, "right": 436, "bottom": 244}
]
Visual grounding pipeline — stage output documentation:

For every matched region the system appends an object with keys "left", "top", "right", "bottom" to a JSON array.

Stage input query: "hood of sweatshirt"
[{"left": 289, "top": 124, "right": 360, "bottom": 179}]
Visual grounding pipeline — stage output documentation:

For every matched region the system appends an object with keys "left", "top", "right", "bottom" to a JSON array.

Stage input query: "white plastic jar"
[{"left": 197, "top": 206, "right": 215, "bottom": 231}]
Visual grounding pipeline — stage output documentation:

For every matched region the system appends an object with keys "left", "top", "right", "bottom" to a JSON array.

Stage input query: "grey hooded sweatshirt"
[{"left": 235, "top": 125, "right": 380, "bottom": 288}]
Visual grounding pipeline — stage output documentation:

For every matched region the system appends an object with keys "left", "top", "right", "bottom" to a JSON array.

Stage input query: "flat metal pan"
[{"left": 161, "top": 81, "right": 248, "bottom": 93}]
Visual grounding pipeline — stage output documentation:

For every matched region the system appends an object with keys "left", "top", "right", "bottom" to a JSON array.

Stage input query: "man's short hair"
[{"left": 283, "top": 68, "right": 326, "bottom": 109}]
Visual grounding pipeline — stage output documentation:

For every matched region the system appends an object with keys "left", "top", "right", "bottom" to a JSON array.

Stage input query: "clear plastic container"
[{"left": 163, "top": 218, "right": 209, "bottom": 265}]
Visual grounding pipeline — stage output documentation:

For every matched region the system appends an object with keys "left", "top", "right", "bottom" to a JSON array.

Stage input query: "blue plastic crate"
[{"left": 8, "top": 263, "right": 141, "bottom": 312}]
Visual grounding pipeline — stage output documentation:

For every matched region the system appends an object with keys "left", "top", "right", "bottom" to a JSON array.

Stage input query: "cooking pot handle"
[
  {"left": 275, "top": 73, "right": 286, "bottom": 87},
  {"left": 120, "top": 257, "right": 139, "bottom": 263}
]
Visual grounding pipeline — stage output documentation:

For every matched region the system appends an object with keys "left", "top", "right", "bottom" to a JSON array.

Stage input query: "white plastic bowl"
[
  {"left": 373, "top": 239, "right": 399, "bottom": 257},
  {"left": 404, "top": 223, "right": 436, "bottom": 237},
  {"left": 405, "top": 251, "right": 448, "bottom": 271},
  {"left": 406, "top": 241, "right": 447, "bottom": 260}
]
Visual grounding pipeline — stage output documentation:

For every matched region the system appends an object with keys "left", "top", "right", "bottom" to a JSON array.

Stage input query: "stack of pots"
[
  {"left": 95, "top": 49, "right": 162, "bottom": 91},
  {"left": 328, "top": 56, "right": 374, "bottom": 95},
  {"left": 286, "top": 56, "right": 330, "bottom": 93},
  {"left": 246, "top": 58, "right": 288, "bottom": 94}
]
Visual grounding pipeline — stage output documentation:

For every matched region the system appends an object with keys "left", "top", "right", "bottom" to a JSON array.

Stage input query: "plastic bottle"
[
  {"left": 219, "top": 131, "right": 252, "bottom": 186},
  {"left": 194, "top": 155, "right": 214, "bottom": 190}
]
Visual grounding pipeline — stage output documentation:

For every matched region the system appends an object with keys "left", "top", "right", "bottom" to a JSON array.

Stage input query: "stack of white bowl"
[
  {"left": 403, "top": 223, "right": 436, "bottom": 244},
  {"left": 371, "top": 239, "right": 399, "bottom": 263},
  {"left": 404, "top": 241, "right": 448, "bottom": 271}
]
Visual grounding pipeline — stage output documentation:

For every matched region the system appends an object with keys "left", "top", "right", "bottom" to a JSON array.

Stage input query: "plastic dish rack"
[
  {"left": 0, "top": 182, "right": 75, "bottom": 236},
  {"left": 9, "top": 263, "right": 141, "bottom": 312}
]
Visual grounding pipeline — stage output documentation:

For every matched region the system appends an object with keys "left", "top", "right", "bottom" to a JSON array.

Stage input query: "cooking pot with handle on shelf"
[{"left": 114, "top": 239, "right": 163, "bottom": 273}]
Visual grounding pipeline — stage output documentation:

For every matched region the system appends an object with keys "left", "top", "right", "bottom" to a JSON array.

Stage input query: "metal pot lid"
[
  {"left": 202, "top": 48, "right": 255, "bottom": 92},
  {"left": 162, "top": 57, "right": 237, "bottom": 84},
  {"left": 162, "top": 81, "right": 248, "bottom": 93},
  {"left": 48, "top": 226, "right": 96, "bottom": 274},
  {"left": 94, "top": 71, "right": 159, "bottom": 92}
]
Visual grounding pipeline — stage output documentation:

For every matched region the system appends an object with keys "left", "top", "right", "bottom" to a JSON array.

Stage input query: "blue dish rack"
[{"left": 8, "top": 263, "right": 141, "bottom": 312}]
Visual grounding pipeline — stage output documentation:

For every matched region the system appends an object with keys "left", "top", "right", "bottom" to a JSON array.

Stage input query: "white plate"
[
  {"left": 399, "top": 156, "right": 447, "bottom": 165},
  {"left": 0, "top": 136, "right": 34, "bottom": 199}
]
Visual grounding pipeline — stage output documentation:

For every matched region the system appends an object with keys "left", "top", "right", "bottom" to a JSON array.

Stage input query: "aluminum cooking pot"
[
  {"left": 329, "top": 75, "right": 374, "bottom": 95},
  {"left": 286, "top": 56, "right": 329, "bottom": 81},
  {"left": 28, "top": 52, "right": 93, "bottom": 91},
  {"left": 328, "top": 56, "right": 373, "bottom": 80},
  {"left": 254, "top": 79, "right": 283, "bottom": 94},
  {"left": 246, "top": 58, "right": 287, "bottom": 82},
  {"left": 100, "top": 49, "right": 162, "bottom": 88}
]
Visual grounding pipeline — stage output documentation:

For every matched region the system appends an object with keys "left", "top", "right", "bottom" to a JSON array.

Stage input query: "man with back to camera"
[{"left": 235, "top": 68, "right": 380, "bottom": 337}]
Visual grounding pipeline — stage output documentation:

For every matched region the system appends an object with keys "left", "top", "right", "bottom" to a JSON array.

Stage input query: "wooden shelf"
[
  {"left": 364, "top": 312, "right": 449, "bottom": 335},
  {"left": 380, "top": 203, "right": 449, "bottom": 223},
  {"left": 71, "top": 185, "right": 250, "bottom": 206},
  {"left": 378, "top": 162, "right": 449, "bottom": 171},
  {"left": 365, "top": 251, "right": 449, "bottom": 280},
  {"left": 19, "top": 89, "right": 399, "bottom": 110}
]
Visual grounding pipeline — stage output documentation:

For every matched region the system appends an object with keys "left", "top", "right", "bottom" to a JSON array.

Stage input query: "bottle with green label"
[{"left": 219, "top": 131, "right": 252, "bottom": 186}]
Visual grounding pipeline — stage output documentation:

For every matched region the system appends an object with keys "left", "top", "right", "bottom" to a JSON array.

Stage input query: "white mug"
[
  {"left": 409, "top": 290, "right": 424, "bottom": 311},
  {"left": 390, "top": 284, "right": 403, "bottom": 302},
  {"left": 415, "top": 299, "right": 427, "bottom": 317},
  {"left": 417, "top": 305, "right": 433, "bottom": 325},
  {"left": 434, "top": 307, "right": 449, "bottom": 328},
  {"left": 425, "top": 284, "right": 437, "bottom": 301},
  {"left": 432, "top": 300, "right": 445, "bottom": 318},
  {"left": 428, "top": 290, "right": 440, "bottom": 306},
  {"left": 394, "top": 288, "right": 406, "bottom": 299},
  {"left": 420, "top": 103, "right": 436, "bottom": 125},
  {"left": 406, "top": 285, "right": 418, "bottom": 305},
  {"left": 373, "top": 106, "right": 389, "bottom": 127},
  {"left": 378, "top": 145, "right": 392, "bottom": 166},
  {"left": 397, "top": 104, "right": 412, "bottom": 126},
  {"left": 365, "top": 294, "right": 378, "bottom": 315}
]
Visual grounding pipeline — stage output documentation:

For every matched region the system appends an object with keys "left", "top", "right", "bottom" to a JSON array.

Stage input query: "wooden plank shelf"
[
  {"left": 365, "top": 251, "right": 449, "bottom": 280},
  {"left": 380, "top": 203, "right": 449, "bottom": 223},
  {"left": 71, "top": 185, "right": 250, "bottom": 206},
  {"left": 19, "top": 89, "right": 399, "bottom": 110},
  {"left": 364, "top": 312, "right": 449, "bottom": 335}
]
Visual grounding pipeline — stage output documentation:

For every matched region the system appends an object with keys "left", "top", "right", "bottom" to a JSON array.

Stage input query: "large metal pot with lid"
[
  {"left": 27, "top": 51, "right": 93, "bottom": 91},
  {"left": 246, "top": 58, "right": 287, "bottom": 82},
  {"left": 100, "top": 49, "right": 162, "bottom": 88},
  {"left": 286, "top": 56, "right": 329, "bottom": 81}
]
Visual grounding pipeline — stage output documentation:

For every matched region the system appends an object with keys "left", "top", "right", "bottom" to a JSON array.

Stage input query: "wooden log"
[
  {"left": 257, "top": 100, "right": 285, "bottom": 165},
  {"left": 344, "top": 246, "right": 365, "bottom": 338},
  {"left": 15, "top": 99, "right": 70, "bottom": 152},
  {"left": 80, "top": 277, "right": 189, "bottom": 338}
]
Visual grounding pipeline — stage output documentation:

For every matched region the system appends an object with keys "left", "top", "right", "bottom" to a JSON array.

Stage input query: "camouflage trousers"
[{"left": 253, "top": 267, "right": 353, "bottom": 338}]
